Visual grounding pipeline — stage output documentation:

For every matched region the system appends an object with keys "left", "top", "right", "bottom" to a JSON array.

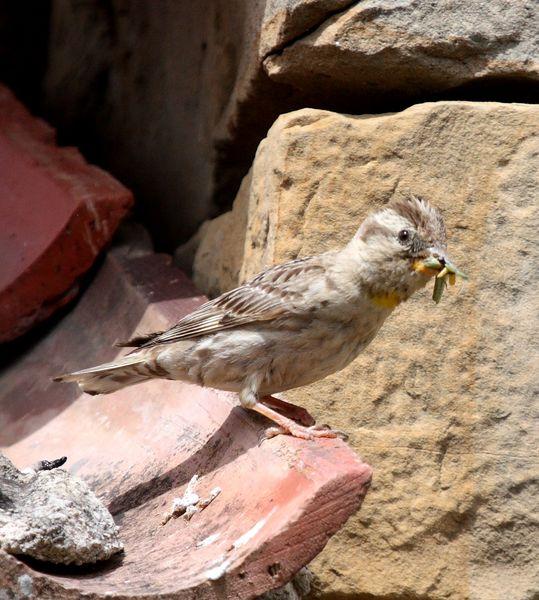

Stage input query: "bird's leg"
[
  {"left": 254, "top": 402, "right": 346, "bottom": 440},
  {"left": 240, "top": 385, "right": 343, "bottom": 441},
  {"left": 260, "top": 395, "right": 316, "bottom": 427}
]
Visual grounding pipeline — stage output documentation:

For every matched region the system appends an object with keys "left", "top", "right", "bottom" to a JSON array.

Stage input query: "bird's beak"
[
  {"left": 420, "top": 256, "right": 467, "bottom": 280},
  {"left": 413, "top": 252, "right": 468, "bottom": 304}
]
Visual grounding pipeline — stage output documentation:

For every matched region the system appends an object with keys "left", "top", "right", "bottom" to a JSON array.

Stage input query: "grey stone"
[
  {"left": 0, "top": 454, "right": 123, "bottom": 565},
  {"left": 264, "top": 0, "right": 539, "bottom": 99},
  {"left": 259, "top": 567, "right": 313, "bottom": 600},
  {"left": 258, "top": 0, "right": 354, "bottom": 57}
]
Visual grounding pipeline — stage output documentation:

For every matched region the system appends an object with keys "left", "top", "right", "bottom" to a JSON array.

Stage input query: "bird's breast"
[{"left": 260, "top": 311, "right": 386, "bottom": 393}]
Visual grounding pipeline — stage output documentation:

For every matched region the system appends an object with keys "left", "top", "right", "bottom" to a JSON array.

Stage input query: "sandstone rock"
[
  {"left": 193, "top": 102, "right": 539, "bottom": 599},
  {"left": 264, "top": 0, "right": 539, "bottom": 101},
  {"left": 191, "top": 169, "right": 254, "bottom": 297},
  {"left": 0, "top": 453, "right": 123, "bottom": 565},
  {"left": 0, "top": 85, "right": 133, "bottom": 342}
]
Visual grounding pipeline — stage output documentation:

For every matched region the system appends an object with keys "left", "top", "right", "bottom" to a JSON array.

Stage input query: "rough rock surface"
[
  {"left": 44, "top": 0, "right": 267, "bottom": 247},
  {"left": 0, "top": 84, "right": 133, "bottom": 342},
  {"left": 259, "top": 567, "right": 312, "bottom": 599},
  {"left": 45, "top": 1, "right": 537, "bottom": 253},
  {"left": 192, "top": 102, "right": 539, "bottom": 599},
  {"left": 259, "top": 1, "right": 354, "bottom": 58},
  {"left": 264, "top": 0, "right": 539, "bottom": 100},
  {"left": 0, "top": 453, "right": 123, "bottom": 565}
]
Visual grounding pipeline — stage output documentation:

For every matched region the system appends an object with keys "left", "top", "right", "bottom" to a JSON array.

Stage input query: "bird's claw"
[
  {"left": 259, "top": 426, "right": 286, "bottom": 444},
  {"left": 310, "top": 423, "right": 349, "bottom": 440},
  {"left": 261, "top": 423, "right": 349, "bottom": 442}
]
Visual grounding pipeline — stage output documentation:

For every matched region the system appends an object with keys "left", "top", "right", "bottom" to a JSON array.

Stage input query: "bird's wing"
[{"left": 123, "top": 256, "right": 327, "bottom": 348}]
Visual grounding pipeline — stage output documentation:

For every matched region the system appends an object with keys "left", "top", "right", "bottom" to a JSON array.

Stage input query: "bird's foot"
[
  {"left": 262, "top": 422, "right": 348, "bottom": 442},
  {"left": 260, "top": 395, "right": 316, "bottom": 427},
  {"left": 251, "top": 400, "right": 348, "bottom": 442}
]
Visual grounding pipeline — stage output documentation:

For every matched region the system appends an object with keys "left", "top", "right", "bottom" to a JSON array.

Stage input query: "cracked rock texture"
[
  {"left": 0, "top": 453, "right": 123, "bottom": 565},
  {"left": 192, "top": 102, "right": 539, "bottom": 599},
  {"left": 264, "top": 0, "right": 539, "bottom": 100},
  {"left": 259, "top": 0, "right": 354, "bottom": 57}
]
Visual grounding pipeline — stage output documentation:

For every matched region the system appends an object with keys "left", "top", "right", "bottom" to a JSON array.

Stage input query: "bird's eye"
[{"left": 398, "top": 229, "right": 410, "bottom": 243}]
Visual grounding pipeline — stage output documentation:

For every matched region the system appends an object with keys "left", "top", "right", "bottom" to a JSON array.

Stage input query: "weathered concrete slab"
[{"left": 0, "top": 246, "right": 371, "bottom": 599}]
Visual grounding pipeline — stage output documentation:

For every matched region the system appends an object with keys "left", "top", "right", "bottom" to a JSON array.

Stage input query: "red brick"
[
  {"left": 0, "top": 246, "right": 372, "bottom": 599},
  {"left": 0, "top": 85, "right": 133, "bottom": 342}
]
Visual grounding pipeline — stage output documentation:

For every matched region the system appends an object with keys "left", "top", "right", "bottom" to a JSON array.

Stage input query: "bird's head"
[{"left": 348, "top": 195, "right": 465, "bottom": 308}]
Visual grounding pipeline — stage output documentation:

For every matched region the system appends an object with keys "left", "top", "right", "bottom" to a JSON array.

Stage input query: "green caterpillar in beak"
[{"left": 422, "top": 257, "right": 468, "bottom": 304}]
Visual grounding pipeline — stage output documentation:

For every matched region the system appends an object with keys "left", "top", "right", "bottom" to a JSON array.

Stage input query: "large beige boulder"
[{"left": 192, "top": 102, "right": 539, "bottom": 599}]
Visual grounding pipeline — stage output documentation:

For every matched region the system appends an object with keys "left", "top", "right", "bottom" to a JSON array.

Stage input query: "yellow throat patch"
[{"left": 370, "top": 291, "right": 403, "bottom": 309}]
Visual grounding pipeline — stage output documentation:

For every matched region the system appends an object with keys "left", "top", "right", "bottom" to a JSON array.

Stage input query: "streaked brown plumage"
[{"left": 55, "top": 196, "right": 459, "bottom": 439}]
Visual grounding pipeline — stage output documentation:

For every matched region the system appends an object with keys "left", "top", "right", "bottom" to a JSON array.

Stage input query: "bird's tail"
[{"left": 53, "top": 352, "right": 159, "bottom": 395}]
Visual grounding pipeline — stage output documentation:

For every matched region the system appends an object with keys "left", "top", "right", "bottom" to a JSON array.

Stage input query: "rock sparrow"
[{"left": 55, "top": 196, "right": 465, "bottom": 440}]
